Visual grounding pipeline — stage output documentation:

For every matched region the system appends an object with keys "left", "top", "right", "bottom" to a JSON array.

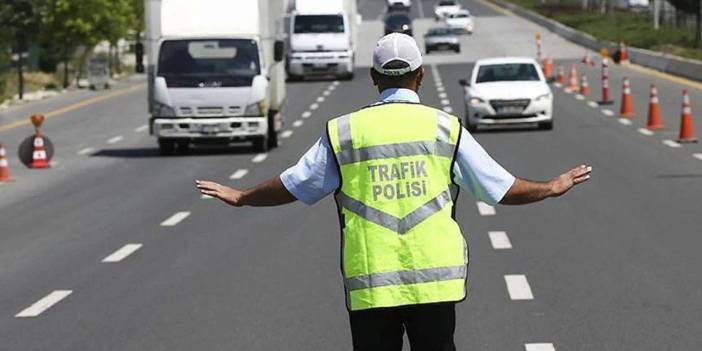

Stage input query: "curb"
[{"left": 485, "top": 0, "right": 702, "bottom": 83}]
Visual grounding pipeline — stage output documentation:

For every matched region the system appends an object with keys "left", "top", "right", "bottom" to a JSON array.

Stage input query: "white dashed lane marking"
[
  {"left": 160, "top": 211, "right": 191, "bottom": 227},
  {"left": 488, "top": 231, "right": 512, "bottom": 250},
  {"left": 575, "top": 94, "right": 585, "bottom": 100},
  {"left": 316, "top": 96, "right": 325, "bottom": 103},
  {"left": 102, "top": 244, "right": 142, "bottom": 263},
  {"left": 587, "top": 101, "right": 598, "bottom": 108},
  {"left": 440, "top": 99, "right": 451, "bottom": 106},
  {"left": 230, "top": 169, "right": 249, "bottom": 180},
  {"left": 504, "top": 275, "right": 534, "bottom": 300},
  {"left": 601, "top": 109, "right": 614, "bottom": 116},
  {"left": 525, "top": 343, "right": 556, "bottom": 351},
  {"left": 310, "top": 103, "right": 319, "bottom": 110},
  {"left": 693, "top": 153, "right": 702, "bottom": 161},
  {"left": 637, "top": 128, "right": 654, "bottom": 136},
  {"left": 252, "top": 153, "right": 268, "bottom": 163},
  {"left": 77, "top": 147, "right": 96, "bottom": 156},
  {"left": 437, "top": 86, "right": 445, "bottom": 92},
  {"left": 442, "top": 106, "right": 453, "bottom": 113},
  {"left": 323, "top": 90, "right": 331, "bottom": 97},
  {"left": 302, "top": 111, "right": 312, "bottom": 119},
  {"left": 15, "top": 290, "right": 72, "bottom": 318},
  {"left": 662, "top": 140, "right": 682, "bottom": 148},
  {"left": 134, "top": 124, "right": 149, "bottom": 133},
  {"left": 476, "top": 201, "right": 496, "bottom": 216},
  {"left": 618, "top": 118, "right": 632, "bottom": 125},
  {"left": 107, "top": 135, "right": 124, "bottom": 144},
  {"left": 438, "top": 92, "right": 448, "bottom": 99},
  {"left": 293, "top": 120, "right": 304, "bottom": 128},
  {"left": 281, "top": 130, "right": 294, "bottom": 138}
]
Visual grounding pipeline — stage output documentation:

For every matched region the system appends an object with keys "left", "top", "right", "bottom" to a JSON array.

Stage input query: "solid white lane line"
[
  {"left": 107, "top": 135, "right": 124, "bottom": 144},
  {"left": 476, "top": 201, "right": 496, "bottom": 216},
  {"left": 488, "top": 231, "right": 512, "bottom": 250},
  {"left": 77, "top": 147, "right": 96, "bottom": 156},
  {"left": 281, "top": 130, "right": 294, "bottom": 138},
  {"left": 310, "top": 103, "right": 319, "bottom": 110},
  {"left": 662, "top": 140, "right": 682, "bottom": 148},
  {"left": 637, "top": 128, "right": 654, "bottom": 136},
  {"left": 16, "top": 290, "right": 72, "bottom": 318},
  {"left": 302, "top": 111, "right": 312, "bottom": 119},
  {"left": 102, "top": 244, "right": 142, "bottom": 263},
  {"left": 134, "top": 124, "right": 149, "bottom": 133},
  {"left": 229, "top": 169, "right": 249, "bottom": 180},
  {"left": 438, "top": 92, "right": 448, "bottom": 99},
  {"left": 160, "top": 211, "right": 190, "bottom": 226},
  {"left": 693, "top": 153, "right": 702, "bottom": 160},
  {"left": 525, "top": 343, "right": 556, "bottom": 351},
  {"left": 575, "top": 94, "right": 585, "bottom": 100},
  {"left": 293, "top": 120, "right": 304, "bottom": 128},
  {"left": 601, "top": 109, "right": 614, "bottom": 116},
  {"left": 587, "top": 101, "right": 598, "bottom": 108},
  {"left": 316, "top": 96, "right": 325, "bottom": 103},
  {"left": 440, "top": 99, "right": 451, "bottom": 106},
  {"left": 252, "top": 153, "right": 268, "bottom": 163},
  {"left": 618, "top": 118, "right": 632, "bottom": 125},
  {"left": 442, "top": 106, "right": 453, "bottom": 113},
  {"left": 504, "top": 275, "right": 534, "bottom": 300}
]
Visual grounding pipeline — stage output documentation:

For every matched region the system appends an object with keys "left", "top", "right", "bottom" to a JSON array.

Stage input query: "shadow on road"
[{"left": 91, "top": 145, "right": 256, "bottom": 158}]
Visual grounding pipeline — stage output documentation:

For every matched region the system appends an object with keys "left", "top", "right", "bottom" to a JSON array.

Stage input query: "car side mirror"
[
  {"left": 274, "top": 40, "right": 285, "bottom": 62},
  {"left": 459, "top": 79, "right": 470, "bottom": 87}
]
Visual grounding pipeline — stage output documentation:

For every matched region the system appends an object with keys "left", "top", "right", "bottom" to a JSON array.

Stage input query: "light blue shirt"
[{"left": 280, "top": 88, "right": 516, "bottom": 205}]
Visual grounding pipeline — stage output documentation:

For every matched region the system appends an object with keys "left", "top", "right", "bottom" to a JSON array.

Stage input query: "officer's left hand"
[{"left": 196, "top": 180, "right": 244, "bottom": 206}]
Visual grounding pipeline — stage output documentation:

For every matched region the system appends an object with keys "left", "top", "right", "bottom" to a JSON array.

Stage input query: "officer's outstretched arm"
[
  {"left": 499, "top": 165, "right": 592, "bottom": 205},
  {"left": 196, "top": 177, "right": 296, "bottom": 207}
]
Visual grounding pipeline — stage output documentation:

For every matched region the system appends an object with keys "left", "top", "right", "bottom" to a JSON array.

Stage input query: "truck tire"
[
  {"left": 267, "top": 112, "right": 279, "bottom": 149},
  {"left": 342, "top": 72, "right": 354, "bottom": 81},
  {"left": 538, "top": 121, "right": 554, "bottom": 131},
  {"left": 252, "top": 136, "right": 269, "bottom": 153},
  {"left": 158, "top": 139, "right": 176, "bottom": 156},
  {"left": 176, "top": 141, "right": 190, "bottom": 154}
]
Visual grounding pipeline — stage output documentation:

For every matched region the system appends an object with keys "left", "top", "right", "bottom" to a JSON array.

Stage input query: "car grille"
[{"left": 489, "top": 99, "right": 530, "bottom": 114}]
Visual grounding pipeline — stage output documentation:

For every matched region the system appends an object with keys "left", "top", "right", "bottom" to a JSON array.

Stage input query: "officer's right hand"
[{"left": 196, "top": 180, "right": 245, "bottom": 207}]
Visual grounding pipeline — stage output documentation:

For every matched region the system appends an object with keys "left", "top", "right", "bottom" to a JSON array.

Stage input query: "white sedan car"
[
  {"left": 445, "top": 9, "right": 473, "bottom": 34},
  {"left": 434, "top": 0, "right": 461, "bottom": 20},
  {"left": 460, "top": 57, "right": 553, "bottom": 132}
]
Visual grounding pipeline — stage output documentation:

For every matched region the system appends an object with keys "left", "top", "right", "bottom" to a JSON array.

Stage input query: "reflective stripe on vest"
[{"left": 328, "top": 103, "right": 468, "bottom": 311}]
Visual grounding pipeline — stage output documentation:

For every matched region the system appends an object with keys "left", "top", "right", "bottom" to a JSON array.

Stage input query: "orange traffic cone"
[
  {"left": 620, "top": 77, "right": 635, "bottom": 118},
  {"left": 678, "top": 89, "right": 698, "bottom": 143},
  {"left": 619, "top": 41, "right": 630, "bottom": 64},
  {"left": 582, "top": 52, "right": 594, "bottom": 67},
  {"left": 556, "top": 66, "right": 565, "bottom": 84},
  {"left": 579, "top": 74, "right": 590, "bottom": 96},
  {"left": 30, "top": 129, "right": 50, "bottom": 169},
  {"left": 542, "top": 57, "right": 553, "bottom": 82},
  {"left": 0, "top": 143, "right": 14, "bottom": 182},
  {"left": 646, "top": 84, "right": 664, "bottom": 130},
  {"left": 567, "top": 64, "right": 579, "bottom": 92}
]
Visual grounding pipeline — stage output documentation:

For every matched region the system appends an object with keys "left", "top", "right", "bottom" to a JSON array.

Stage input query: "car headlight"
[
  {"left": 469, "top": 97, "right": 485, "bottom": 105},
  {"left": 244, "top": 100, "right": 267, "bottom": 116},
  {"left": 534, "top": 93, "right": 551, "bottom": 102},
  {"left": 153, "top": 101, "right": 176, "bottom": 117}
]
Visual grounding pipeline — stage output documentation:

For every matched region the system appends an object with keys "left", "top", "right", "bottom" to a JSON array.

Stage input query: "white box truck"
[
  {"left": 286, "top": 0, "right": 360, "bottom": 80},
  {"left": 145, "top": 0, "right": 286, "bottom": 154}
]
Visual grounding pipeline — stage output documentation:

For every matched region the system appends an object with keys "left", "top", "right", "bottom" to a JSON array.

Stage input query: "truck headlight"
[
  {"left": 534, "top": 93, "right": 551, "bottom": 102},
  {"left": 244, "top": 100, "right": 266, "bottom": 116},
  {"left": 153, "top": 101, "right": 176, "bottom": 117},
  {"left": 470, "top": 97, "right": 485, "bottom": 105}
]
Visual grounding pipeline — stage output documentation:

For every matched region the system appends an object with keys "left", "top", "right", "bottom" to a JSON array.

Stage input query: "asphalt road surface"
[{"left": 1, "top": 0, "right": 701, "bottom": 350}]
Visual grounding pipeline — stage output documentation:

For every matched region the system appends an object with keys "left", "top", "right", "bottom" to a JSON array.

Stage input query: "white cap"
[{"left": 373, "top": 33, "right": 423, "bottom": 76}]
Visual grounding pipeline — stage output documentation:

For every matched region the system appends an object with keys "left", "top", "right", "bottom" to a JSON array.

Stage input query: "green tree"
[
  {"left": 667, "top": 0, "right": 702, "bottom": 48},
  {"left": 0, "top": 0, "right": 44, "bottom": 98}
]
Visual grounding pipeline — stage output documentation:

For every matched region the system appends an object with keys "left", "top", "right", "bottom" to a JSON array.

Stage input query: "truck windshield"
[
  {"left": 476, "top": 63, "right": 540, "bottom": 83},
  {"left": 294, "top": 15, "right": 345, "bottom": 34},
  {"left": 158, "top": 39, "right": 260, "bottom": 88}
]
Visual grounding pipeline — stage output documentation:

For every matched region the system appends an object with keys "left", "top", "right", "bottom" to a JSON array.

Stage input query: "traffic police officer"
[{"left": 196, "top": 33, "right": 592, "bottom": 351}]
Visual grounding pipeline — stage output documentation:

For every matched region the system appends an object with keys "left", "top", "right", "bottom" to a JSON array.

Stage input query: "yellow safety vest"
[{"left": 327, "top": 102, "right": 468, "bottom": 311}]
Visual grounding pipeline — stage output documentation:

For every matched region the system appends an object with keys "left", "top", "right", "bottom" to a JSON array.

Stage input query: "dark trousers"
[{"left": 348, "top": 302, "right": 457, "bottom": 351}]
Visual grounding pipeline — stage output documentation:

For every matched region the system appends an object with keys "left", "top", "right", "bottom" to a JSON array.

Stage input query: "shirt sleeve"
[
  {"left": 280, "top": 132, "right": 340, "bottom": 205},
  {"left": 452, "top": 128, "right": 516, "bottom": 205}
]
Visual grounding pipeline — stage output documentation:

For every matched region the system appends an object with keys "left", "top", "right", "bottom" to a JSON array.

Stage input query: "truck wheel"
[
  {"left": 176, "top": 142, "right": 190, "bottom": 154},
  {"left": 158, "top": 139, "right": 176, "bottom": 156},
  {"left": 287, "top": 74, "right": 302, "bottom": 82},
  {"left": 538, "top": 121, "right": 554, "bottom": 130},
  {"left": 252, "top": 136, "right": 269, "bottom": 153},
  {"left": 267, "top": 113, "right": 279, "bottom": 149},
  {"left": 342, "top": 72, "right": 354, "bottom": 81}
]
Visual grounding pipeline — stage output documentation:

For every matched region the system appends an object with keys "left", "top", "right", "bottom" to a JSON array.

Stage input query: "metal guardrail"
[{"left": 486, "top": 0, "right": 702, "bottom": 83}]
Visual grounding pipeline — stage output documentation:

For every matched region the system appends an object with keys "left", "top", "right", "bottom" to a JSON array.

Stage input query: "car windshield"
[
  {"left": 438, "top": 1, "right": 457, "bottom": 6},
  {"left": 158, "top": 39, "right": 260, "bottom": 88},
  {"left": 476, "top": 63, "right": 540, "bottom": 83},
  {"left": 294, "top": 15, "right": 345, "bottom": 34},
  {"left": 451, "top": 12, "right": 470, "bottom": 18},
  {"left": 427, "top": 28, "right": 452, "bottom": 36},
  {"left": 387, "top": 14, "right": 411, "bottom": 25}
]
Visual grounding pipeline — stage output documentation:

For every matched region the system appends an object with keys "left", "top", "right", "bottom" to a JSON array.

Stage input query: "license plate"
[
  {"left": 202, "top": 125, "right": 220, "bottom": 134},
  {"left": 497, "top": 106, "right": 523, "bottom": 114}
]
